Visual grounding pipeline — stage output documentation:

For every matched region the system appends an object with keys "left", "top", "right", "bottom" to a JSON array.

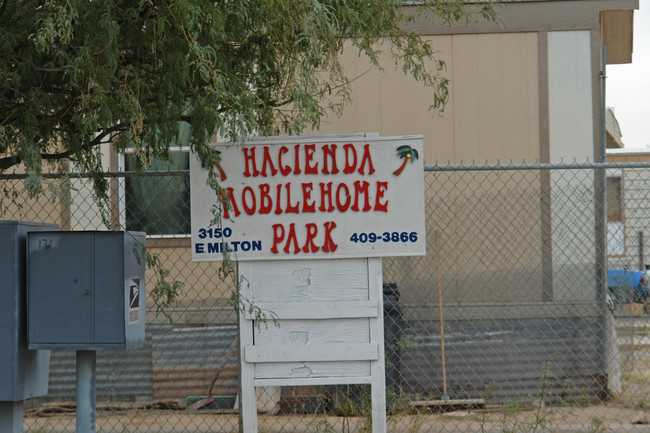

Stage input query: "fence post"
[{"left": 596, "top": 44, "right": 609, "bottom": 401}]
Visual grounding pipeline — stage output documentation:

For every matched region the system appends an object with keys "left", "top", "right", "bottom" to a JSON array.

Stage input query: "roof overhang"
[
  {"left": 402, "top": 0, "right": 638, "bottom": 65},
  {"left": 606, "top": 148, "right": 650, "bottom": 162},
  {"left": 601, "top": 9, "right": 634, "bottom": 64}
]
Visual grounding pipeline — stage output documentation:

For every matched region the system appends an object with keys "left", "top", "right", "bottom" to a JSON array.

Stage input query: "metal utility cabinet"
[
  {"left": 27, "top": 231, "right": 146, "bottom": 350},
  {"left": 0, "top": 221, "right": 55, "bottom": 401},
  {"left": 27, "top": 230, "right": 146, "bottom": 433},
  {"left": 0, "top": 221, "right": 57, "bottom": 433}
]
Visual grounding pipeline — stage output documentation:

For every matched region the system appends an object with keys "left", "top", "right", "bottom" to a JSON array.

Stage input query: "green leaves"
[
  {"left": 396, "top": 145, "right": 419, "bottom": 161},
  {"left": 145, "top": 248, "right": 184, "bottom": 324},
  {"left": 1, "top": 0, "right": 493, "bottom": 189},
  {"left": 29, "top": 1, "right": 78, "bottom": 54}
]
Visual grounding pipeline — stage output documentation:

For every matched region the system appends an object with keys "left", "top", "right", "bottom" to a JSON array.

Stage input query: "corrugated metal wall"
[
  {"left": 152, "top": 325, "right": 238, "bottom": 400},
  {"left": 400, "top": 319, "right": 600, "bottom": 403},
  {"left": 44, "top": 325, "right": 239, "bottom": 402},
  {"left": 45, "top": 313, "right": 601, "bottom": 405},
  {"left": 46, "top": 334, "right": 153, "bottom": 402}
]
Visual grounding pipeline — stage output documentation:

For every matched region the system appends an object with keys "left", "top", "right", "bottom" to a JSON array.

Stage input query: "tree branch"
[
  {"left": 178, "top": 95, "right": 294, "bottom": 125},
  {"left": 40, "top": 149, "right": 74, "bottom": 161},
  {"left": 87, "top": 122, "right": 130, "bottom": 149},
  {"left": 0, "top": 0, "right": 7, "bottom": 20},
  {"left": 0, "top": 122, "right": 130, "bottom": 171}
]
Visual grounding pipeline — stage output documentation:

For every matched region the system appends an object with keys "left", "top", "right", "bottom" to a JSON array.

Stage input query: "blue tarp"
[
  {"left": 608, "top": 268, "right": 648, "bottom": 304},
  {"left": 607, "top": 269, "right": 643, "bottom": 288}
]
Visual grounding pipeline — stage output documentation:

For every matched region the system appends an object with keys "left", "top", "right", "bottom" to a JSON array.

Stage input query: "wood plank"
[
  {"left": 248, "top": 259, "right": 370, "bottom": 302},
  {"left": 254, "top": 360, "right": 372, "bottom": 380},
  {"left": 244, "top": 301, "right": 378, "bottom": 320},
  {"left": 254, "top": 376, "right": 373, "bottom": 387},
  {"left": 245, "top": 344, "right": 378, "bottom": 363},
  {"left": 237, "top": 261, "right": 258, "bottom": 433},
  {"left": 410, "top": 398, "right": 485, "bottom": 407},
  {"left": 253, "top": 318, "right": 370, "bottom": 346}
]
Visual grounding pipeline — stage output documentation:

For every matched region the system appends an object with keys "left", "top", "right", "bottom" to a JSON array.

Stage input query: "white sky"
[{"left": 606, "top": 0, "right": 650, "bottom": 149}]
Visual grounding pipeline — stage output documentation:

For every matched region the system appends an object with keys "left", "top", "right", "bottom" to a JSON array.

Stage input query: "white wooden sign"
[
  {"left": 190, "top": 134, "right": 425, "bottom": 261},
  {"left": 189, "top": 134, "right": 424, "bottom": 432},
  {"left": 238, "top": 258, "right": 386, "bottom": 433}
]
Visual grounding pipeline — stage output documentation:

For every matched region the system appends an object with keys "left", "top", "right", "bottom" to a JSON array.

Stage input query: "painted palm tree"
[
  {"left": 214, "top": 150, "right": 228, "bottom": 181},
  {"left": 201, "top": 150, "right": 228, "bottom": 181},
  {"left": 392, "top": 145, "right": 419, "bottom": 176}
]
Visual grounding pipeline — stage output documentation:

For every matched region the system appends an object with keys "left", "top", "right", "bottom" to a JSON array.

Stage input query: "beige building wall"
[
  {"left": 0, "top": 183, "right": 64, "bottom": 228},
  {"left": 314, "top": 33, "right": 540, "bottom": 165},
  {"left": 1, "top": 143, "right": 112, "bottom": 231},
  {"left": 310, "top": 33, "right": 545, "bottom": 317},
  {"left": 1, "top": 161, "right": 69, "bottom": 230}
]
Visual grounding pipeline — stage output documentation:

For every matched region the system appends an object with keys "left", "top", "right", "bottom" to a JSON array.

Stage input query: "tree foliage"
[
  {"left": 1, "top": 0, "right": 495, "bottom": 317},
  {"left": 1, "top": 0, "right": 494, "bottom": 198}
]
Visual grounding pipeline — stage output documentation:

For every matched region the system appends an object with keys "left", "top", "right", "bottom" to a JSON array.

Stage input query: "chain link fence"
[{"left": 2, "top": 159, "right": 649, "bottom": 432}]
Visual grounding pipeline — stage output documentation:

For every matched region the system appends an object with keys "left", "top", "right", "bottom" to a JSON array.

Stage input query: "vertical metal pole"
[
  {"left": 76, "top": 350, "right": 96, "bottom": 433},
  {"left": 0, "top": 401, "right": 23, "bottom": 433},
  {"left": 596, "top": 45, "right": 609, "bottom": 401},
  {"left": 435, "top": 231, "right": 448, "bottom": 399}
]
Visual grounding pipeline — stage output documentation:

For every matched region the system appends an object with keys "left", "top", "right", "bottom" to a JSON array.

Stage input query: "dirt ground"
[
  {"left": 23, "top": 358, "right": 650, "bottom": 433},
  {"left": 23, "top": 359, "right": 650, "bottom": 433},
  {"left": 23, "top": 400, "right": 650, "bottom": 433}
]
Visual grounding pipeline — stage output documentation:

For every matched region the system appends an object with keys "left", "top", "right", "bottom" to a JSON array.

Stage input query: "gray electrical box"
[
  {"left": 27, "top": 231, "right": 146, "bottom": 350},
  {"left": 0, "top": 221, "right": 56, "bottom": 401}
]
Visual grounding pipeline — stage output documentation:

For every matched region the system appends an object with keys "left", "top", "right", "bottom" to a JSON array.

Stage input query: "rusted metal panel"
[
  {"left": 152, "top": 325, "right": 239, "bottom": 400},
  {"left": 152, "top": 366, "right": 238, "bottom": 400}
]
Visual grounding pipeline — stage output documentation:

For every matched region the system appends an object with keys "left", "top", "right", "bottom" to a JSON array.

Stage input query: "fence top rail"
[
  {"left": 0, "top": 170, "right": 189, "bottom": 180},
  {"left": 424, "top": 160, "right": 650, "bottom": 171}
]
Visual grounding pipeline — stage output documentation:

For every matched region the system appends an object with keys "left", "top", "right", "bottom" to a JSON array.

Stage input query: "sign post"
[{"left": 191, "top": 134, "right": 425, "bottom": 432}]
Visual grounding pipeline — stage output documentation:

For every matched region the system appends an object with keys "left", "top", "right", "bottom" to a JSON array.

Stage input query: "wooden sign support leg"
[
  {"left": 239, "top": 302, "right": 257, "bottom": 433},
  {"left": 368, "top": 258, "right": 387, "bottom": 433}
]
